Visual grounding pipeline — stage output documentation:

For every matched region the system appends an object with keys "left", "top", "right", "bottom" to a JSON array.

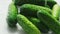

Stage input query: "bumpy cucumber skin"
[
  {"left": 37, "top": 10, "right": 60, "bottom": 34},
  {"left": 17, "top": 14, "right": 41, "bottom": 34},
  {"left": 20, "top": 4, "right": 52, "bottom": 17},
  {"left": 14, "top": 0, "right": 56, "bottom": 8},
  {"left": 52, "top": 4, "right": 60, "bottom": 20},
  {"left": 27, "top": 17, "right": 49, "bottom": 33},
  {"left": 7, "top": 2, "right": 18, "bottom": 27}
]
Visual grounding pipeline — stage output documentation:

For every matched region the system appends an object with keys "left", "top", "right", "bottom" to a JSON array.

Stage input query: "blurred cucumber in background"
[
  {"left": 52, "top": 4, "right": 60, "bottom": 20},
  {"left": 12, "top": 0, "right": 57, "bottom": 9},
  {"left": 7, "top": 2, "right": 18, "bottom": 27}
]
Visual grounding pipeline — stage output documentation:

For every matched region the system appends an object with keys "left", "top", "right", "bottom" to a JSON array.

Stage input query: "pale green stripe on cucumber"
[
  {"left": 17, "top": 14, "right": 41, "bottom": 34},
  {"left": 52, "top": 4, "right": 60, "bottom": 20},
  {"left": 7, "top": 2, "right": 18, "bottom": 27},
  {"left": 20, "top": 4, "right": 52, "bottom": 17},
  {"left": 37, "top": 10, "right": 60, "bottom": 34}
]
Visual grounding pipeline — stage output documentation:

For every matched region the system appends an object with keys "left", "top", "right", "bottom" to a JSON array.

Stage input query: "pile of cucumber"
[{"left": 7, "top": 0, "right": 60, "bottom": 34}]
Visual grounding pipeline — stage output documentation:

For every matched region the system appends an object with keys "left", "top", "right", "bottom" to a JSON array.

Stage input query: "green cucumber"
[
  {"left": 47, "top": 0, "right": 56, "bottom": 9},
  {"left": 52, "top": 4, "right": 60, "bottom": 20},
  {"left": 27, "top": 17, "right": 49, "bottom": 33},
  {"left": 17, "top": 14, "right": 41, "bottom": 34},
  {"left": 7, "top": 2, "right": 18, "bottom": 27},
  {"left": 20, "top": 4, "right": 52, "bottom": 17},
  {"left": 14, "top": 0, "right": 56, "bottom": 8},
  {"left": 37, "top": 10, "right": 60, "bottom": 34}
]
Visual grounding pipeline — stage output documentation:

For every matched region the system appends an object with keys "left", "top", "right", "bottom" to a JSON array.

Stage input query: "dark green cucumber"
[
  {"left": 47, "top": 0, "right": 56, "bottom": 9},
  {"left": 7, "top": 2, "right": 18, "bottom": 27},
  {"left": 37, "top": 10, "right": 60, "bottom": 34},
  {"left": 20, "top": 4, "right": 52, "bottom": 17},
  {"left": 14, "top": 0, "right": 56, "bottom": 8},
  {"left": 52, "top": 4, "right": 60, "bottom": 20},
  {"left": 27, "top": 17, "right": 49, "bottom": 33},
  {"left": 17, "top": 14, "right": 41, "bottom": 34}
]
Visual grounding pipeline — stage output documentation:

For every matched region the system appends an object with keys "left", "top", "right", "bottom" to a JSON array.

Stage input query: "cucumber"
[
  {"left": 20, "top": 4, "right": 52, "bottom": 17},
  {"left": 7, "top": 2, "right": 18, "bottom": 27},
  {"left": 37, "top": 10, "right": 60, "bottom": 34},
  {"left": 17, "top": 14, "right": 41, "bottom": 34},
  {"left": 27, "top": 17, "right": 49, "bottom": 33},
  {"left": 14, "top": 0, "right": 56, "bottom": 8},
  {"left": 52, "top": 4, "right": 60, "bottom": 20},
  {"left": 47, "top": 0, "right": 56, "bottom": 9}
]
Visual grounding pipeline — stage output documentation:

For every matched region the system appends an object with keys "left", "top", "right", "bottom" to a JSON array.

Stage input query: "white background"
[
  {"left": 0, "top": 0, "right": 60, "bottom": 34},
  {"left": 0, "top": 0, "right": 26, "bottom": 34}
]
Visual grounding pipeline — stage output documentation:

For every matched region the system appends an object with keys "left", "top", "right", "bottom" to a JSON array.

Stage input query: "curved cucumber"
[
  {"left": 17, "top": 14, "right": 41, "bottom": 34},
  {"left": 37, "top": 10, "right": 60, "bottom": 34},
  {"left": 52, "top": 4, "right": 60, "bottom": 20},
  {"left": 27, "top": 17, "right": 49, "bottom": 33},
  {"left": 20, "top": 4, "right": 52, "bottom": 17},
  {"left": 7, "top": 2, "right": 18, "bottom": 27}
]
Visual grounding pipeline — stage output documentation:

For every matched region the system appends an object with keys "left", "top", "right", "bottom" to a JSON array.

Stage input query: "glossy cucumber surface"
[
  {"left": 17, "top": 14, "right": 41, "bottom": 34},
  {"left": 37, "top": 10, "right": 60, "bottom": 34},
  {"left": 20, "top": 4, "right": 52, "bottom": 17}
]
